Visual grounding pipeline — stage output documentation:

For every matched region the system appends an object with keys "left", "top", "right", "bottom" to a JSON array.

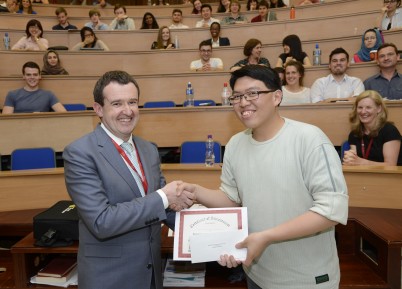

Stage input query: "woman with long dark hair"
[
  {"left": 12, "top": 19, "right": 48, "bottom": 51},
  {"left": 275, "top": 34, "right": 311, "bottom": 67},
  {"left": 72, "top": 27, "right": 110, "bottom": 51},
  {"left": 140, "top": 12, "right": 160, "bottom": 29}
]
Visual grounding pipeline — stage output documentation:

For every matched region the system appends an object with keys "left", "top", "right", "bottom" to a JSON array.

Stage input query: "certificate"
[{"left": 173, "top": 207, "right": 248, "bottom": 261}]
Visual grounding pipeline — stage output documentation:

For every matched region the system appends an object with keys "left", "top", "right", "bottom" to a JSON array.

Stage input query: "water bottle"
[
  {"left": 3, "top": 32, "right": 10, "bottom": 50},
  {"left": 290, "top": 6, "right": 295, "bottom": 19},
  {"left": 186, "top": 82, "right": 194, "bottom": 106},
  {"left": 174, "top": 35, "right": 179, "bottom": 49},
  {"left": 221, "top": 82, "right": 231, "bottom": 106},
  {"left": 205, "top": 135, "right": 215, "bottom": 167},
  {"left": 313, "top": 43, "right": 321, "bottom": 66}
]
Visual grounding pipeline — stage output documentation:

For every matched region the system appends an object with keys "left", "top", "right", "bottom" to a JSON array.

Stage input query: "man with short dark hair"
[
  {"left": 251, "top": 0, "right": 277, "bottom": 22},
  {"left": 364, "top": 43, "right": 402, "bottom": 100},
  {"left": 52, "top": 7, "right": 78, "bottom": 30},
  {"left": 195, "top": 4, "right": 220, "bottom": 28},
  {"left": 190, "top": 40, "right": 223, "bottom": 71},
  {"left": 310, "top": 47, "right": 364, "bottom": 103},
  {"left": 2, "top": 62, "right": 66, "bottom": 114},
  {"left": 178, "top": 65, "right": 348, "bottom": 289},
  {"left": 169, "top": 9, "right": 189, "bottom": 29}
]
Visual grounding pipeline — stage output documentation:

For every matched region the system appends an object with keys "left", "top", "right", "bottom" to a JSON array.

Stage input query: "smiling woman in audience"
[
  {"left": 216, "top": 0, "right": 230, "bottom": 13},
  {"left": 343, "top": 90, "right": 402, "bottom": 166},
  {"left": 352, "top": 28, "right": 383, "bottom": 63},
  {"left": 151, "top": 26, "right": 176, "bottom": 49},
  {"left": 72, "top": 27, "right": 110, "bottom": 51},
  {"left": 276, "top": 34, "right": 311, "bottom": 68},
  {"left": 17, "top": 0, "right": 36, "bottom": 14},
  {"left": 230, "top": 38, "right": 270, "bottom": 71},
  {"left": 281, "top": 60, "right": 311, "bottom": 104},
  {"left": 12, "top": 19, "right": 48, "bottom": 51},
  {"left": 41, "top": 50, "right": 69, "bottom": 75},
  {"left": 191, "top": 0, "right": 202, "bottom": 14},
  {"left": 140, "top": 12, "right": 160, "bottom": 29},
  {"left": 246, "top": 0, "right": 258, "bottom": 11}
]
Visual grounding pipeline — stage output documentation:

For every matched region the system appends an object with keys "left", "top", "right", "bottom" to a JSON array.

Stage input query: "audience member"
[
  {"left": 273, "top": 66, "right": 285, "bottom": 85},
  {"left": 32, "top": 0, "right": 49, "bottom": 4},
  {"left": 140, "top": 12, "right": 159, "bottom": 29},
  {"left": 310, "top": 47, "right": 364, "bottom": 103},
  {"left": 190, "top": 40, "right": 223, "bottom": 71},
  {"left": 169, "top": 9, "right": 189, "bottom": 29},
  {"left": 63, "top": 70, "right": 193, "bottom": 289},
  {"left": 377, "top": 0, "right": 402, "bottom": 30},
  {"left": 85, "top": 9, "right": 109, "bottom": 30},
  {"left": 153, "top": 0, "right": 169, "bottom": 5},
  {"left": 182, "top": 0, "right": 191, "bottom": 4},
  {"left": 191, "top": 0, "right": 202, "bottom": 14},
  {"left": 352, "top": 28, "right": 383, "bottom": 63},
  {"left": 246, "top": 0, "right": 257, "bottom": 11},
  {"left": 230, "top": 38, "right": 270, "bottom": 71},
  {"left": 41, "top": 50, "right": 69, "bottom": 75},
  {"left": 221, "top": 0, "right": 248, "bottom": 24},
  {"left": 72, "top": 27, "right": 110, "bottom": 51},
  {"left": 298, "top": 0, "right": 320, "bottom": 5},
  {"left": 195, "top": 4, "right": 220, "bottom": 28},
  {"left": 12, "top": 19, "right": 48, "bottom": 51},
  {"left": 109, "top": 4, "right": 135, "bottom": 30},
  {"left": 275, "top": 34, "right": 311, "bottom": 67},
  {"left": 268, "top": 0, "right": 287, "bottom": 7},
  {"left": 0, "top": 0, "right": 18, "bottom": 13},
  {"left": 203, "top": 22, "right": 230, "bottom": 47},
  {"left": 92, "top": 0, "right": 111, "bottom": 8},
  {"left": 17, "top": 0, "right": 36, "bottom": 14},
  {"left": 364, "top": 43, "right": 402, "bottom": 100},
  {"left": 251, "top": 0, "right": 277, "bottom": 22},
  {"left": 216, "top": 0, "right": 230, "bottom": 13},
  {"left": 281, "top": 60, "right": 311, "bottom": 104},
  {"left": 151, "top": 26, "right": 175, "bottom": 49},
  {"left": 343, "top": 90, "right": 402, "bottom": 166},
  {"left": 2, "top": 61, "right": 66, "bottom": 114},
  {"left": 177, "top": 64, "right": 348, "bottom": 289},
  {"left": 52, "top": 7, "right": 78, "bottom": 30}
]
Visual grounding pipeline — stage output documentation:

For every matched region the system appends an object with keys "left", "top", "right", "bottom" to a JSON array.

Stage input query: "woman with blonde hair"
[
  {"left": 151, "top": 26, "right": 175, "bottom": 49},
  {"left": 343, "top": 90, "right": 402, "bottom": 166}
]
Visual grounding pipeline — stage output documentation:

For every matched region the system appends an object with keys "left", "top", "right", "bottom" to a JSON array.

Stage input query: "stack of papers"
[{"left": 163, "top": 258, "right": 205, "bottom": 287}]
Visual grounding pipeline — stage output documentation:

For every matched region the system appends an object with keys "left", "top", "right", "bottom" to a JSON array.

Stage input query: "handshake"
[{"left": 162, "top": 181, "right": 196, "bottom": 211}]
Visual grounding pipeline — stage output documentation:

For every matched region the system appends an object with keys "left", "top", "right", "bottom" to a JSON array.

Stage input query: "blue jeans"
[{"left": 247, "top": 275, "right": 263, "bottom": 289}]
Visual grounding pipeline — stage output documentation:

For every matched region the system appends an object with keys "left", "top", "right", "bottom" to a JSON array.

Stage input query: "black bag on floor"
[{"left": 33, "top": 200, "right": 79, "bottom": 247}]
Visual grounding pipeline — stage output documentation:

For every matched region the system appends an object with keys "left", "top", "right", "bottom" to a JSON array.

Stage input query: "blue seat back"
[
  {"left": 64, "top": 103, "right": 86, "bottom": 111},
  {"left": 11, "top": 147, "right": 56, "bottom": 170},
  {"left": 183, "top": 100, "right": 216, "bottom": 107},
  {"left": 180, "top": 141, "right": 221, "bottom": 163},
  {"left": 143, "top": 101, "right": 176, "bottom": 108}
]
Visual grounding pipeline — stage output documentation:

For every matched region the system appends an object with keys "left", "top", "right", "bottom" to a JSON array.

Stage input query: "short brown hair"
[
  {"left": 89, "top": 8, "right": 101, "bottom": 17},
  {"left": 243, "top": 38, "right": 261, "bottom": 56},
  {"left": 55, "top": 7, "right": 67, "bottom": 16}
]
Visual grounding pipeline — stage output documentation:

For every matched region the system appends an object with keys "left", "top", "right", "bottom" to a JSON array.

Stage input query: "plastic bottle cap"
[
  {"left": 224, "top": 83, "right": 227, "bottom": 87},
  {"left": 5, "top": 32, "right": 9, "bottom": 36},
  {"left": 315, "top": 43, "right": 319, "bottom": 48},
  {"left": 208, "top": 134, "right": 212, "bottom": 138}
]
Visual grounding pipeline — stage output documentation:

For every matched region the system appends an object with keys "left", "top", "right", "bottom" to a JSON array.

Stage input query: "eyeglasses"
[
  {"left": 229, "top": 90, "right": 275, "bottom": 104},
  {"left": 384, "top": 0, "right": 396, "bottom": 3},
  {"left": 84, "top": 33, "right": 94, "bottom": 38}
]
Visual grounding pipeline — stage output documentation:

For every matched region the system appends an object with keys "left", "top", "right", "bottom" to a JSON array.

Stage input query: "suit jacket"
[
  {"left": 63, "top": 124, "right": 175, "bottom": 289},
  {"left": 204, "top": 37, "right": 231, "bottom": 47}
]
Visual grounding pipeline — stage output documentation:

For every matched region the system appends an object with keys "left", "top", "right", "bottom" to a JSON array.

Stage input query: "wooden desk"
[{"left": 1, "top": 164, "right": 402, "bottom": 212}]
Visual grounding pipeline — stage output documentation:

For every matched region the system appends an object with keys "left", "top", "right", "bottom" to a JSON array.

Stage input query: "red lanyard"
[
  {"left": 361, "top": 137, "right": 374, "bottom": 159},
  {"left": 111, "top": 139, "right": 148, "bottom": 194}
]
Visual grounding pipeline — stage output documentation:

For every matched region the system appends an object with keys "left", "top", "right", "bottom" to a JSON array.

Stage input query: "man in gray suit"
[{"left": 63, "top": 70, "right": 194, "bottom": 289}]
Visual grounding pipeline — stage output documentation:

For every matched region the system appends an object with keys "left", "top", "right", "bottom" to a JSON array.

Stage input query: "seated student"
[
  {"left": 203, "top": 22, "right": 230, "bottom": 47},
  {"left": 190, "top": 40, "right": 223, "bottom": 71},
  {"left": 169, "top": 9, "right": 189, "bottom": 29},
  {"left": 109, "top": 4, "right": 135, "bottom": 30},
  {"left": 12, "top": 19, "right": 48, "bottom": 51},
  {"left": 276, "top": 34, "right": 311, "bottom": 67},
  {"left": 191, "top": 0, "right": 202, "bottom": 14},
  {"left": 151, "top": 26, "right": 175, "bottom": 49},
  {"left": 343, "top": 90, "right": 402, "bottom": 166},
  {"left": 281, "top": 60, "right": 311, "bottom": 104},
  {"left": 41, "top": 50, "right": 69, "bottom": 75},
  {"left": 52, "top": 7, "right": 78, "bottom": 30},
  {"left": 85, "top": 9, "right": 109, "bottom": 30},
  {"left": 268, "top": 0, "right": 287, "bottom": 8},
  {"left": 17, "top": 0, "right": 36, "bottom": 14},
  {"left": 352, "top": 28, "right": 383, "bottom": 63},
  {"left": 0, "top": 0, "right": 18, "bottom": 13},
  {"left": 195, "top": 4, "right": 220, "bottom": 28},
  {"left": 251, "top": 0, "right": 277, "bottom": 22},
  {"left": 246, "top": 0, "right": 258, "bottom": 11},
  {"left": 230, "top": 38, "right": 270, "bottom": 71},
  {"left": 216, "top": 0, "right": 230, "bottom": 13},
  {"left": 92, "top": 0, "right": 111, "bottom": 7},
  {"left": 2, "top": 61, "right": 66, "bottom": 114},
  {"left": 377, "top": 0, "right": 402, "bottom": 31},
  {"left": 72, "top": 27, "right": 110, "bottom": 51},
  {"left": 140, "top": 12, "right": 160, "bottom": 29},
  {"left": 32, "top": 0, "right": 49, "bottom": 4},
  {"left": 221, "top": 0, "right": 248, "bottom": 24}
]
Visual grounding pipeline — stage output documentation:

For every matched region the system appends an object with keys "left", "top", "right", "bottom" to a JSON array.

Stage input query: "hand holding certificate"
[{"left": 173, "top": 207, "right": 248, "bottom": 263}]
